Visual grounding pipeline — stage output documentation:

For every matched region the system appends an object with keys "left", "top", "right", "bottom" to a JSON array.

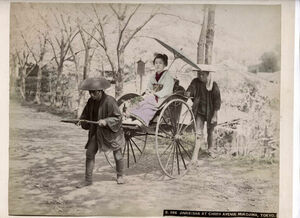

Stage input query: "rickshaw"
[
  {"left": 104, "top": 38, "right": 203, "bottom": 179},
  {"left": 62, "top": 38, "right": 203, "bottom": 179}
]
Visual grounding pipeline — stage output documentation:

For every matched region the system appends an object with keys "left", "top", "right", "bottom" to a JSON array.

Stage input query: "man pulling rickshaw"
[{"left": 75, "top": 77, "right": 125, "bottom": 187}]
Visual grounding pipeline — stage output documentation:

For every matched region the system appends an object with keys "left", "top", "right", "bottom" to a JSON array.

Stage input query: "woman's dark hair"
[{"left": 153, "top": 53, "right": 168, "bottom": 66}]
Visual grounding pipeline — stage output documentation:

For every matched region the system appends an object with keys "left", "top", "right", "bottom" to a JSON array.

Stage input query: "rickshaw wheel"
[
  {"left": 155, "top": 98, "right": 196, "bottom": 179},
  {"left": 104, "top": 93, "right": 147, "bottom": 169},
  {"left": 104, "top": 131, "right": 147, "bottom": 169}
]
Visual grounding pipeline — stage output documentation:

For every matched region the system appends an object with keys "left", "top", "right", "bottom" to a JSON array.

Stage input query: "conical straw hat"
[{"left": 79, "top": 77, "right": 111, "bottom": 90}]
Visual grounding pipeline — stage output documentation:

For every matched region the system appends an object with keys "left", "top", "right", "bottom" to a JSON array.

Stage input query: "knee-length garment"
[{"left": 80, "top": 93, "right": 125, "bottom": 152}]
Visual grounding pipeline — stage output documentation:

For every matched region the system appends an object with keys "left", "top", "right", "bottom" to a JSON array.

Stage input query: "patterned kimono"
[{"left": 129, "top": 70, "right": 174, "bottom": 126}]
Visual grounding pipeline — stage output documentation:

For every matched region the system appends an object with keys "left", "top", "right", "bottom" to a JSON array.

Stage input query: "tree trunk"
[
  {"left": 49, "top": 72, "right": 53, "bottom": 104},
  {"left": 76, "top": 91, "right": 84, "bottom": 118},
  {"left": 53, "top": 64, "right": 64, "bottom": 106},
  {"left": 34, "top": 50, "right": 46, "bottom": 104},
  {"left": 115, "top": 70, "right": 124, "bottom": 98},
  {"left": 76, "top": 56, "right": 83, "bottom": 118},
  {"left": 115, "top": 50, "right": 124, "bottom": 98},
  {"left": 83, "top": 49, "right": 90, "bottom": 80},
  {"left": 34, "top": 65, "right": 42, "bottom": 104},
  {"left": 19, "top": 67, "right": 26, "bottom": 100},
  {"left": 197, "top": 6, "right": 208, "bottom": 64},
  {"left": 10, "top": 56, "right": 18, "bottom": 96},
  {"left": 101, "top": 62, "right": 104, "bottom": 77},
  {"left": 88, "top": 54, "right": 93, "bottom": 77},
  {"left": 205, "top": 5, "right": 216, "bottom": 65},
  {"left": 76, "top": 46, "right": 93, "bottom": 117}
]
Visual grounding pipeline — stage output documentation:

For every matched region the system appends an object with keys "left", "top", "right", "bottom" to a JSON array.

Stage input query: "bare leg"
[
  {"left": 114, "top": 149, "right": 125, "bottom": 184},
  {"left": 207, "top": 124, "right": 215, "bottom": 150},
  {"left": 192, "top": 115, "right": 205, "bottom": 162}
]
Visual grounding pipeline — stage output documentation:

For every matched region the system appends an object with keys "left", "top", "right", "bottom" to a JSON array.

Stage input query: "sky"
[{"left": 10, "top": 3, "right": 281, "bottom": 71}]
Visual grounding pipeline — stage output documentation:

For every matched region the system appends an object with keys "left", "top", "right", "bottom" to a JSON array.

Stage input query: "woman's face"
[{"left": 154, "top": 58, "right": 166, "bottom": 72}]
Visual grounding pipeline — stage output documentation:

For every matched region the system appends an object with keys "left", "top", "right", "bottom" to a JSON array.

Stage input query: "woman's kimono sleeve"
[
  {"left": 154, "top": 73, "right": 174, "bottom": 99},
  {"left": 103, "top": 97, "right": 122, "bottom": 133},
  {"left": 145, "top": 76, "right": 155, "bottom": 93}
]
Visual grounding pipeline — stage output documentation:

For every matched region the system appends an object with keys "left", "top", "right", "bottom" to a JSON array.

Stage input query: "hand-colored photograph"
[{"left": 9, "top": 2, "right": 280, "bottom": 217}]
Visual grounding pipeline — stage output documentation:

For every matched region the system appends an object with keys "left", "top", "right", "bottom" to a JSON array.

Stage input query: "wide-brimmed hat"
[
  {"left": 79, "top": 77, "right": 111, "bottom": 90},
  {"left": 192, "top": 64, "right": 216, "bottom": 72}
]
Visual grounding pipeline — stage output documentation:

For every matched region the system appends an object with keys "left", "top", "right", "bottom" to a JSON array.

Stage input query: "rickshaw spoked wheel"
[
  {"left": 155, "top": 99, "right": 197, "bottom": 179},
  {"left": 103, "top": 93, "right": 148, "bottom": 169},
  {"left": 104, "top": 129, "right": 147, "bottom": 169}
]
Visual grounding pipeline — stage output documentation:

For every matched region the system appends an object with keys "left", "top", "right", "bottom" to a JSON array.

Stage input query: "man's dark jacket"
[
  {"left": 80, "top": 93, "right": 124, "bottom": 152},
  {"left": 187, "top": 78, "right": 221, "bottom": 122}
]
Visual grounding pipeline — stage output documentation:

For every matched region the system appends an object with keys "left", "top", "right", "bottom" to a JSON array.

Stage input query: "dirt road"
[{"left": 9, "top": 101, "right": 278, "bottom": 216}]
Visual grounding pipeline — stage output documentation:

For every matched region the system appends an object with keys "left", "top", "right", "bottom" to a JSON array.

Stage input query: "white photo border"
[{"left": 1, "top": 1, "right": 298, "bottom": 218}]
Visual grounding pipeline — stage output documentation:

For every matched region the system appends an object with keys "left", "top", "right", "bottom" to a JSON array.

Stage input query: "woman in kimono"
[{"left": 125, "top": 53, "right": 175, "bottom": 126}]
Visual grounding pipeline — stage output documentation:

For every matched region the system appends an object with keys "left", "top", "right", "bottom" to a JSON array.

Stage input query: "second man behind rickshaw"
[{"left": 187, "top": 64, "right": 221, "bottom": 155}]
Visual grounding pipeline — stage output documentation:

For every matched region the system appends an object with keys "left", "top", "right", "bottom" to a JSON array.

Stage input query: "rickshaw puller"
[{"left": 76, "top": 77, "right": 125, "bottom": 188}]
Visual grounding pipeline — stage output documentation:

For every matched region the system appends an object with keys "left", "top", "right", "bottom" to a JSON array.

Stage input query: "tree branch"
[
  {"left": 16, "top": 50, "right": 21, "bottom": 65},
  {"left": 109, "top": 4, "right": 121, "bottom": 20},
  {"left": 91, "top": 4, "right": 116, "bottom": 72},
  {"left": 60, "top": 13, "right": 68, "bottom": 34},
  {"left": 105, "top": 52, "right": 115, "bottom": 73},
  {"left": 53, "top": 12, "right": 61, "bottom": 27},
  {"left": 16, "top": 49, "right": 28, "bottom": 68},
  {"left": 157, "top": 12, "right": 201, "bottom": 25},
  {"left": 38, "top": 36, "right": 42, "bottom": 55},
  {"left": 117, "top": 4, "right": 140, "bottom": 52},
  {"left": 40, "top": 56, "right": 56, "bottom": 69},
  {"left": 92, "top": 5, "right": 107, "bottom": 49},
  {"left": 121, "top": 5, "right": 128, "bottom": 19},
  {"left": 25, "top": 65, "right": 36, "bottom": 77},
  {"left": 77, "top": 23, "right": 87, "bottom": 49},
  {"left": 78, "top": 23, "right": 97, "bottom": 51},
  {"left": 64, "top": 48, "right": 86, "bottom": 62},
  {"left": 62, "top": 30, "right": 80, "bottom": 60},
  {"left": 39, "top": 13, "right": 51, "bottom": 30},
  {"left": 122, "top": 5, "right": 140, "bottom": 32},
  {"left": 90, "top": 47, "right": 97, "bottom": 60},
  {"left": 55, "top": 35, "right": 62, "bottom": 48},
  {"left": 25, "top": 53, "right": 29, "bottom": 64},
  {"left": 47, "top": 38, "right": 59, "bottom": 66},
  {"left": 39, "top": 34, "right": 48, "bottom": 62},
  {"left": 87, "top": 26, "right": 97, "bottom": 47},
  {"left": 21, "top": 33, "right": 37, "bottom": 63},
  {"left": 121, "top": 13, "right": 156, "bottom": 51},
  {"left": 82, "top": 27, "right": 105, "bottom": 50}
]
